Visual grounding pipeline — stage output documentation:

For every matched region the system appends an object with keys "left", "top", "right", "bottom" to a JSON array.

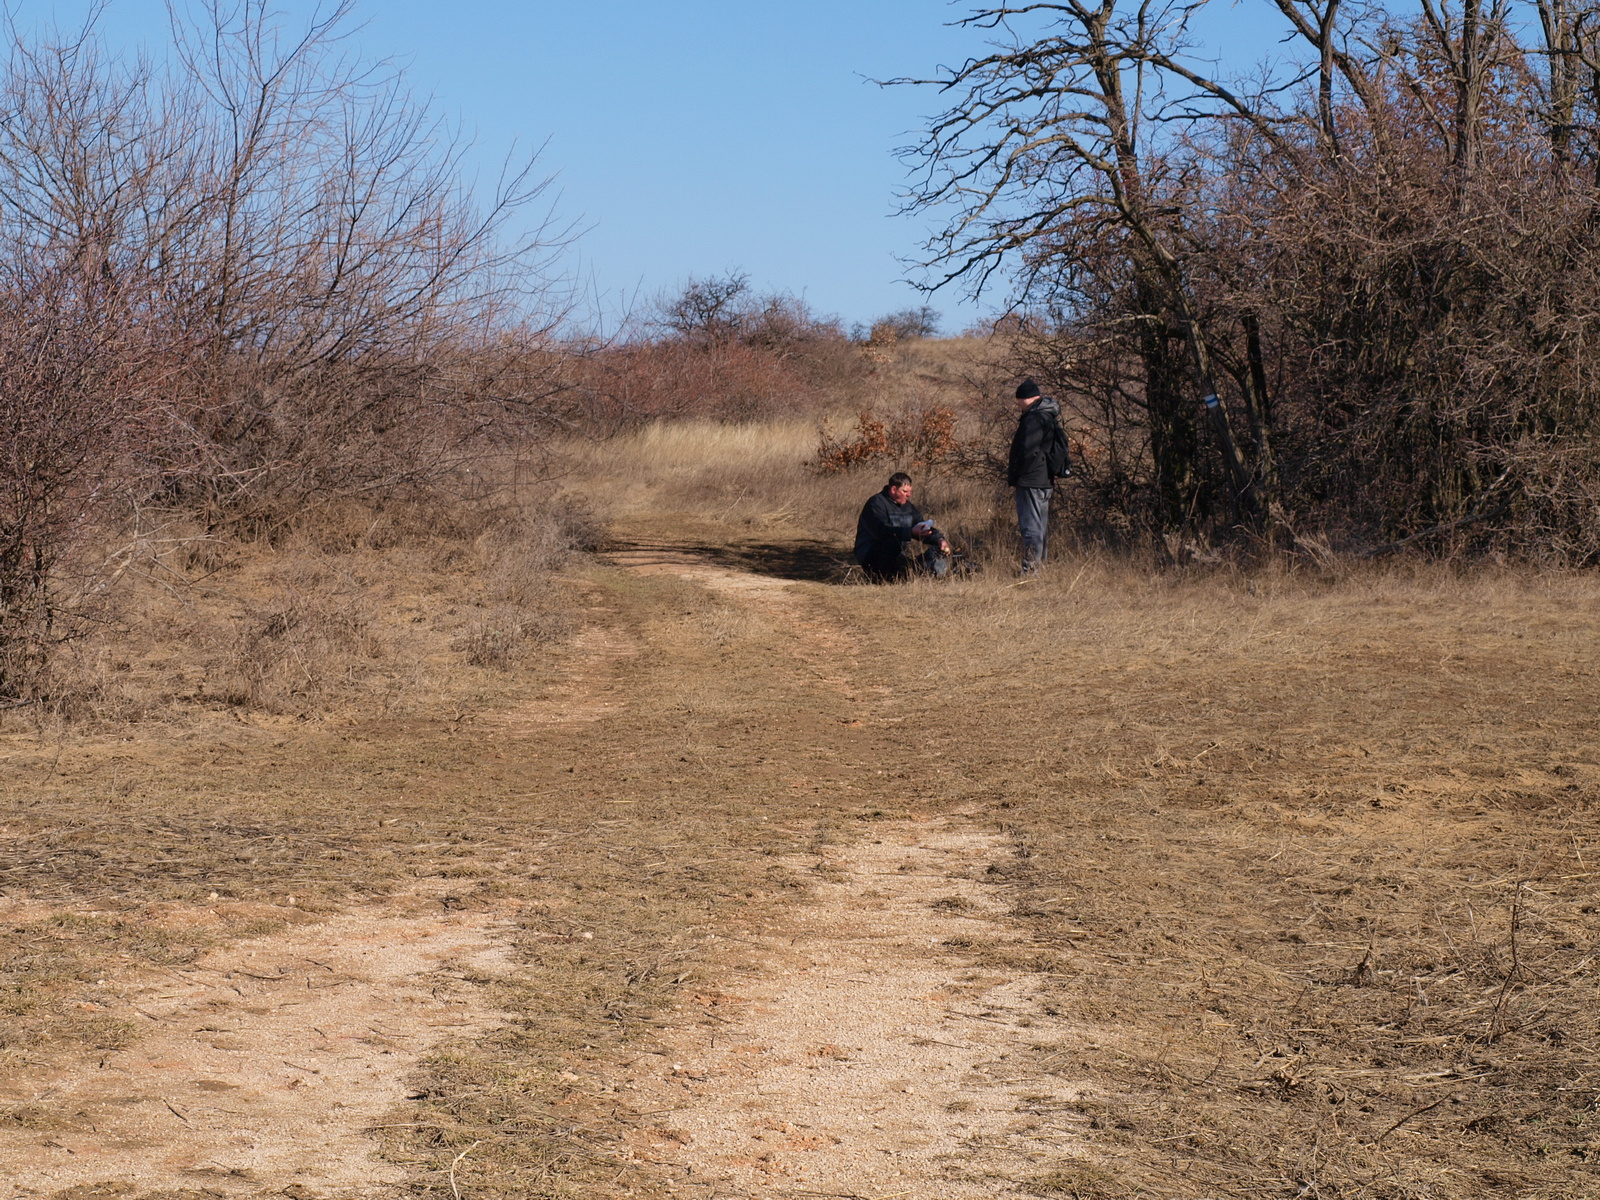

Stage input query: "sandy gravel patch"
[
  {"left": 1, "top": 897, "right": 517, "bottom": 1198},
  {"left": 616, "top": 813, "right": 1093, "bottom": 1198}
]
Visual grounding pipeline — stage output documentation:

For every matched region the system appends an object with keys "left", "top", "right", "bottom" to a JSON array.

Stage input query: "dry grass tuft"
[{"left": 22, "top": 487, "right": 596, "bottom": 725}]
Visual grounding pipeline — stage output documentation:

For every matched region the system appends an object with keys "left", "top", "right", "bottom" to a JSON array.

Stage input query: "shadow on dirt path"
[{"left": 605, "top": 536, "right": 848, "bottom": 583}]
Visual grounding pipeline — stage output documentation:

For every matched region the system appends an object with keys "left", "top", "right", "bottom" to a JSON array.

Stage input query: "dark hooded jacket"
[
  {"left": 1008, "top": 394, "right": 1063, "bottom": 489},
  {"left": 853, "top": 487, "right": 934, "bottom": 575}
]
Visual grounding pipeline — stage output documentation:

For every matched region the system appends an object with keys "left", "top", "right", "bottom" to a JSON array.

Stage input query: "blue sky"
[{"left": 34, "top": 1, "right": 1296, "bottom": 334}]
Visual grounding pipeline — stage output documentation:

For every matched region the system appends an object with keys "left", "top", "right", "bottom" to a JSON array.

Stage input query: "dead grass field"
[{"left": 1, "top": 409, "right": 1598, "bottom": 1199}]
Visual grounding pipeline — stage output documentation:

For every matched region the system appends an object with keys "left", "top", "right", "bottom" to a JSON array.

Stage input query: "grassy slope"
[
  {"left": 567, "top": 416, "right": 1600, "bottom": 1197},
  {"left": 846, "top": 567, "right": 1600, "bottom": 1197},
  {"left": 0, "top": 405, "right": 1597, "bottom": 1198}
]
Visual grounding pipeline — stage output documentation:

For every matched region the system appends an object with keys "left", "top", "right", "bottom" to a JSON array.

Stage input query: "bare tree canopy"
[
  {"left": 0, "top": 1, "right": 571, "bottom": 695},
  {"left": 899, "top": 0, "right": 1600, "bottom": 562}
]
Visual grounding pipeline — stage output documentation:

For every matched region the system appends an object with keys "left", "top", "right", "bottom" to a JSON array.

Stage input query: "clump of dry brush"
[
  {"left": 0, "top": 0, "right": 574, "bottom": 701},
  {"left": 903, "top": 0, "right": 1600, "bottom": 563},
  {"left": 560, "top": 271, "right": 870, "bottom": 432}
]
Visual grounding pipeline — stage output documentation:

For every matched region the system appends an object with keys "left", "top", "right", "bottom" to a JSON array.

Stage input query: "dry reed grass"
[{"left": 555, "top": 406, "right": 1016, "bottom": 574}]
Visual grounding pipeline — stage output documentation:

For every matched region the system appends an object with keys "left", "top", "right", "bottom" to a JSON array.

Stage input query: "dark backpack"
[{"left": 1045, "top": 413, "right": 1072, "bottom": 480}]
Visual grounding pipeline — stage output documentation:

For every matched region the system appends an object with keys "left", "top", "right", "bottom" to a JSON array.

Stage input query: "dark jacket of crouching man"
[{"left": 853, "top": 475, "right": 949, "bottom": 582}]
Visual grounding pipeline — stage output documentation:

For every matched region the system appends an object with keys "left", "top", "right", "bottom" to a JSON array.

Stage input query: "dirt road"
[
  {"left": 3, "top": 531, "right": 1599, "bottom": 1200},
  {"left": 593, "top": 551, "right": 1083, "bottom": 1197},
  {"left": 0, "top": 544, "right": 1084, "bottom": 1199}
]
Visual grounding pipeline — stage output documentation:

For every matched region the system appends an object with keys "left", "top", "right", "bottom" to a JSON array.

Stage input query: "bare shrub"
[
  {"left": 562, "top": 274, "right": 863, "bottom": 434},
  {"left": 0, "top": 4, "right": 572, "bottom": 692},
  {"left": 482, "top": 506, "right": 596, "bottom": 601},
  {"left": 455, "top": 607, "right": 531, "bottom": 669},
  {"left": 152, "top": 2, "right": 567, "bottom": 519},
  {"left": 863, "top": 306, "right": 941, "bottom": 345},
  {"left": 570, "top": 339, "right": 823, "bottom": 430},
  {"left": 660, "top": 272, "right": 756, "bottom": 344},
  {"left": 0, "top": 5, "right": 566, "bottom": 522},
  {"left": 656, "top": 273, "right": 844, "bottom": 351},
  {"left": 0, "top": 265, "right": 163, "bottom": 699},
  {"left": 444, "top": 494, "right": 592, "bottom": 669},
  {"left": 453, "top": 596, "right": 571, "bottom": 670},
  {"left": 208, "top": 576, "right": 380, "bottom": 711},
  {"left": 812, "top": 407, "right": 966, "bottom": 473},
  {"left": 454, "top": 591, "right": 571, "bottom": 670}
]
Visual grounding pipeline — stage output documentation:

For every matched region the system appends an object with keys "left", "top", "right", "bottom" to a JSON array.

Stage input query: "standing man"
[
  {"left": 1008, "top": 378, "right": 1069, "bottom": 572},
  {"left": 853, "top": 472, "right": 952, "bottom": 582}
]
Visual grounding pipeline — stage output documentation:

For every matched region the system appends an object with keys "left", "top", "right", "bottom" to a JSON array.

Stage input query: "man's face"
[
  {"left": 1017, "top": 394, "right": 1039, "bottom": 413},
  {"left": 889, "top": 482, "right": 913, "bottom": 505}
]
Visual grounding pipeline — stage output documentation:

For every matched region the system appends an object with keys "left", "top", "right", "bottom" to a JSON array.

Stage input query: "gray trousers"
[{"left": 1015, "top": 487, "right": 1052, "bottom": 569}]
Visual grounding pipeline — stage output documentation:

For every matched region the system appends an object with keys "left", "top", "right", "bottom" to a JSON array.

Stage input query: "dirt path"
[
  {"left": 613, "top": 814, "right": 1082, "bottom": 1198},
  {"left": 607, "top": 544, "right": 865, "bottom": 703},
  {"left": 600, "top": 551, "right": 1088, "bottom": 1198},
  {"left": 3, "top": 892, "right": 517, "bottom": 1198}
]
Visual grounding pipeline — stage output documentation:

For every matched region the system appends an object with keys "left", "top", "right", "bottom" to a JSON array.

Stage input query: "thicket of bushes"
[
  {"left": 904, "top": 0, "right": 1600, "bottom": 562},
  {"left": 0, "top": 3, "right": 571, "bottom": 700},
  {"left": 559, "top": 273, "right": 893, "bottom": 431}
]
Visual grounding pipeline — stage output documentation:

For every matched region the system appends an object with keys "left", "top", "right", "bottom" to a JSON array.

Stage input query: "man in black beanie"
[{"left": 1007, "top": 378, "right": 1068, "bottom": 572}]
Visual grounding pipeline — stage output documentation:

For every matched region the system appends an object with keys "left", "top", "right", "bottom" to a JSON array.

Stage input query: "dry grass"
[
  {"left": 27, "top": 489, "right": 594, "bottom": 726},
  {"left": 2, "top": 413, "right": 1597, "bottom": 1198},
  {"left": 831, "top": 559, "right": 1600, "bottom": 1197},
  {"left": 556, "top": 363, "right": 1017, "bottom": 574},
  {"left": 551, "top": 423, "right": 1600, "bottom": 1196}
]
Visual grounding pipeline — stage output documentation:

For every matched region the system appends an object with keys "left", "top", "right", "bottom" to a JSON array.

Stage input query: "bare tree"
[
  {"left": 866, "top": 306, "right": 941, "bottom": 343},
  {"left": 895, "top": 1, "right": 1290, "bottom": 540},
  {"left": 904, "top": 0, "right": 1600, "bottom": 561},
  {"left": 0, "top": 1, "right": 572, "bottom": 690},
  {"left": 155, "top": 0, "right": 568, "bottom": 515},
  {"left": 1416, "top": 0, "right": 1512, "bottom": 187},
  {"left": 659, "top": 272, "right": 754, "bottom": 344}
]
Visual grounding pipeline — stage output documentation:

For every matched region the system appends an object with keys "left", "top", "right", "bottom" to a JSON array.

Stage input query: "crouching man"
[{"left": 853, "top": 472, "right": 951, "bottom": 582}]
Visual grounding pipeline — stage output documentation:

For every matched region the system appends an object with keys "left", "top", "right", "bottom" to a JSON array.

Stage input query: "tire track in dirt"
[
  {"left": 603, "top": 547, "right": 1094, "bottom": 1197},
  {"left": 0, "top": 568, "right": 668, "bottom": 1198},
  {"left": 489, "top": 624, "right": 641, "bottom": 729},
  {"left": 0, "top": 893, "right": 518, "bottom": 1199},
  {"left": 0, "top": 576, "right": 660, "bottom": 1197},
  {"left": 488, "top": 592, "right": 642, "bottom": 730},
  {"left": 614, "top": 813, "right": 1089, "bottom": 1198}
]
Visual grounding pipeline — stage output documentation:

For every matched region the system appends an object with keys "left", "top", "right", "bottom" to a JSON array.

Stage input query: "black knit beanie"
[{"left": 1015, "top": 379, "right": 1041, "bottom": 400}]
